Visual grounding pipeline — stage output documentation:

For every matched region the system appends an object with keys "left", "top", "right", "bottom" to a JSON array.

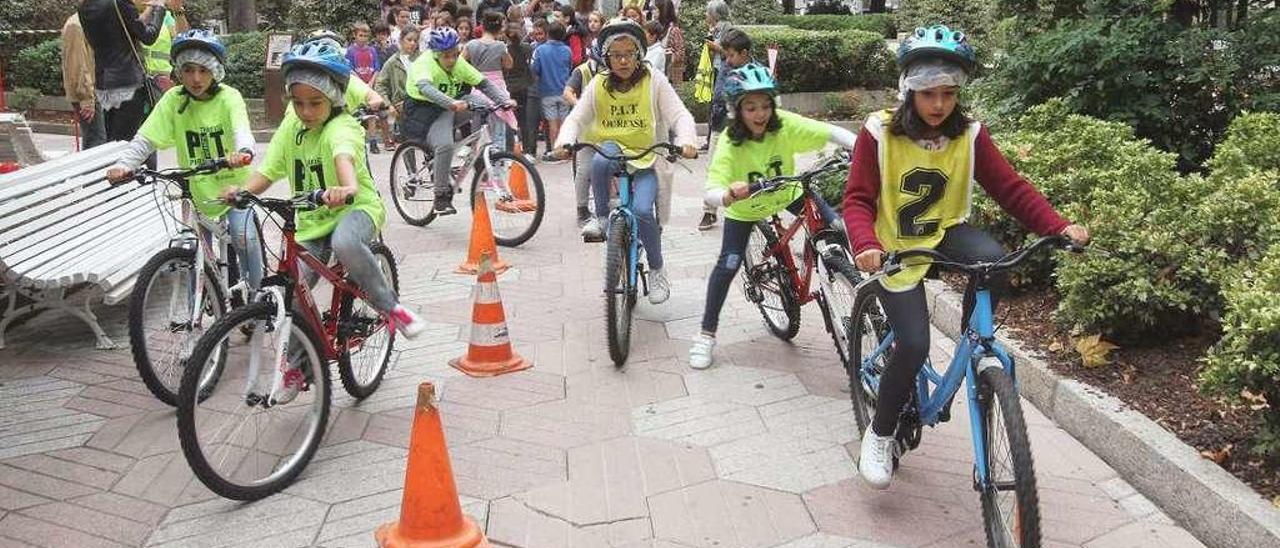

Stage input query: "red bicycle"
[
  {"left": 741, "top": 150, "right": 864, "bottom": 366},
  {"left": 176, "top": 190, "right": 399, "bottom": 500}
]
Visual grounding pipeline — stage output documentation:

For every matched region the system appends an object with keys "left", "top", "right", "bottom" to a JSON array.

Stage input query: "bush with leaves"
[
  {"left": 678, "top": 0, "right": 782, "bottom": 81},
  {"left": 11, "top": 39, "right": 62, "bottom": 97},
  {"left": 1205, "top": 111, "right": 1280, "bottom": 182},
  {"left": 222, "top": 32, "right": 268, "bottom": 99},
  {"left": 813, "top": 150, "right": 849, "bottom": 210},
  {"left": 288, "top": 0, "right": 381, "bottom": 35},
  {"left": 895, "top": 0, "right": 996, "bottom": 41},
  {"left": 677, "top": 81, "right": 710, "bottom": 123},
  {"left": 741, "top": 27, "right": 894, "bottom": 92},
  {"left": 1202, "top": 244, "right": 1280, "bottom": 456},
  {"left": 766, "top": 14, "right": 896, "bottom": 37},
  {"left": 803, "top": 0, "right": 850, "bottom": 15}
]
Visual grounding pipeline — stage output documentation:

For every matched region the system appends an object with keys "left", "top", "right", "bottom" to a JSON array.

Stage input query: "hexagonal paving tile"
[
  {"left": 632, "top": 396, "right": 766, "bottom": 447},
  {"left": 499, "top": 399, "right": 633, "bottom": 449},
  {"left": 148, "top": 493, "right": 328, "bottom": 547},
  {"left": 759, "top": 394, "right": 859, "bottom": 445},
  {"left": 564, "top": 360, "right": 688, "bottom": 409},
  {"left": 709, "top": 432, "right": 857, "bottom": 493},
  {"left": 648, "top": 479, "right": 816, "bottom": 548},
  {"left": 450, "top": 436, "right": 568, "bottom": 500},
  {"left": 681, "top": 366, "right": 809, "bottom": 407},
  {"left": 0, "top": 376, "right": 105, "bottom": 460},
  {"left": 438, "top": 369, "right": 565, "bottom": 412},
  {"left": 487, "top": 496, "right": 653, "bottom": 548}
]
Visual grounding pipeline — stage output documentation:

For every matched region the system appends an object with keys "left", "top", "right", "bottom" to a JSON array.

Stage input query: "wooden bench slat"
[
  {"left": 8, "top": 203, "right": 162, "bottom": 284},
  {"left": 2, "top": 190, "right": 159, "bottom": 270},
  {"left": 44, "top": 231, "right": 171, "bottom": 290},
  {"left": 0, "top": 181, "right": 154, "bottom": 243},
  {"left": 0, "top": 142, "right": 128, "bottom": 203}
]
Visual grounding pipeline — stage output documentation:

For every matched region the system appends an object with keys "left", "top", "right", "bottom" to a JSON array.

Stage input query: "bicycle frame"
[
  {"left": 270, "top": 230, "right": 379, "bottom": 362},
  {"left": 607, "top": 171, "right": 645, "bottom": 292},
  {"left": 760, "top": 190, "right": 830, "bottom": 307},
  {"left": 859, "top": 284, "right": 1015, "bottom": 489}
]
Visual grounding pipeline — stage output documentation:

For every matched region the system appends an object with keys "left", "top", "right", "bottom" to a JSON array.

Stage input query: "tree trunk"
[
  {"left": 782, "top": 0, "right": 795, "bottom": 15},
  {"left": 1235, "top": 0, "right": 1248, "bottom": 27},
  {"left": 867, "top": 0, "right": 886, "bottom": 13},
  {"left": 1169, "top": 0, "right": 1198, "bottom": 27},
  {"left": 228, "top": 0, "right": 257, "bottom": 32}
]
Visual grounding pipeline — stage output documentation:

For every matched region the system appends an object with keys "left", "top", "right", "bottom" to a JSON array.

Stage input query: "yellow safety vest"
[
  {"left": 584, "top": 73, "right": 656, "bottom": 169},
  {"left": 143, "top": 14, "right": 176, "bottom": 75}
]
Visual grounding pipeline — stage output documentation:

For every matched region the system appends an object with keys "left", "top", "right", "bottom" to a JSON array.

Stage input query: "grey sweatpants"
[
  {"left": 299, "top": 211, "right": 397, "bottom": 313},
  {"left": 425, "top": 110, "right": 459, "bottom": 199}
]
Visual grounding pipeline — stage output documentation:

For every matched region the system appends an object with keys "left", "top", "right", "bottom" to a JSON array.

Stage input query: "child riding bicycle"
[
  {"left": 106, "top": 29, "right": 263, "bottom": 292},
  {"left": 402, "top": 26, "right": 517, "bottom": 216},
  {"left": 552, "top": 20, "right": 697, "bottom": 305},
  {"left": 689, "top": 62, "right": 856, "bottom": 370},
  {"left": 220, "top": 41, "right": 428, "bottom": 344},
  {"left": 842, "top": 25, "right": 1090, "bottom": 489},
  {"left": 285, "top": 30, "right": 388, "bottom": 117}
]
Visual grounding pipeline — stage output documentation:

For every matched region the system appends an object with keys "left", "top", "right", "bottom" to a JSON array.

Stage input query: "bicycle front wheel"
[
  {"left": 605, "top": 216, "right": 634, "bottom": 366},
  {"left": 848, "top": 280, "right": 892, "bottom": 436},
  {"left": 819, "top": 251, "right": 862, "bottom": 369},
  {"left": 742, "top": 222, "right": 801, "bottom": 340},
  {"left": 177, "top": 301, "right": 331, "bottom": 501},
  {"left": 129, "top": 246, "right": 227, "bottom": 407},
  {"left": 337, "top": 243, "right": 399, "bottom": 399},
  {"left": 471, "top": 151, "right": 545, "bottom": 247},
  {"left": 389, "top": 142, "right": 438, "bottom": 226},
  {"left": 977, "top": 366, "right": 1042, "bottom": 548}
]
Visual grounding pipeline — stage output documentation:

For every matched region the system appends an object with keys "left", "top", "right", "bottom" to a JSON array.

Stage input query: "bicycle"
[
  {"left": 388, "top": 102, "right": 545, "bottom": 246},
  {"left": 567, "top": 142, "right": 684, "bottom": 366},
  {"left": 846, "top": 234, "right": 1084, "bottom": 548},
  {"left": 108, "top": 159, "right": 255, "bottom": 407},
  {"left": 176, "top": 189, "right": 399, "bottom": 500},
  {"left": 739, "top": 151, "right": 863, "bottom": 368}
]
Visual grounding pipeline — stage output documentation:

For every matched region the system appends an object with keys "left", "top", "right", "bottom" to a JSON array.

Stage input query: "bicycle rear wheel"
[
  {"left": 176, "top": 301, "right": 330, "bottom": 501},
  {"left": 742, "top": 222, "right": 801, "bottom": 340},
  {"left": 819, "top": 251, "right": 862, "bottom": 369},
  {"left": 470, "top": 151, "right": 545, "bottom": 247},
  {"left": 605, "top": 216, "right": 635, "bottom": 366},
  {"left": 129, "top": 247, "right": 227, "bottom": 407},
  {"left": 389, "top": 142, "right": 438, "bottom": 226},
  {"left": 977, "top": 366, "right": 1042, "bottom": 548},
  {"left": 337, "top": 243, "right": 399, "bottom": 399},
  {"left": 848, "top": 280, "right": 892, "bottom": 436}
]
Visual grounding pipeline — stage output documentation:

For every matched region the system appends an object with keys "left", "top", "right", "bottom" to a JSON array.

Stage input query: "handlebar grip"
[{"left": 308, "top": 189, "right": 356, "bottom": 206}]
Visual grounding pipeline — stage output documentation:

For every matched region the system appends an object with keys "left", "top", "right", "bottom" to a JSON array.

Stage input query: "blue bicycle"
[
  {"left": 568, "top": 142, "right": 683, "bottom": 366},
  {"left": 848, "top": 234, "right": 1082, "bottom": 548}
]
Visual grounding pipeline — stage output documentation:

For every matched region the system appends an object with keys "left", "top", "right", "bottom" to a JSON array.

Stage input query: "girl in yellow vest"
[
  {"left": 222, "top": 41, "right": 428, "bottom": 352},
  {"left": 553, "top": 20, "right": 698, "bottom": 304},
  {"left": 106, "top": 30, "right": 263, "bottom": 291},
  {"left": 689, "top": 62, "right": 856, "bottom": 370},
  {"left": 842, "top": 25, "right": 1091, "bottom": 489}
]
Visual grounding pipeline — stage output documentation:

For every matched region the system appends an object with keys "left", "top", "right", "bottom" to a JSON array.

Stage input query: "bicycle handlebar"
[
  {"left": 109, "top": 158, "right": 231, "bottom": 186},
  {"left": 565, "top": 142, "right": 685, "bottom": 163},
  {"left": 883, "top": 234, "right": 1085, "bottom": 277},
  {"left": 747, "top": 150, "right": 850, "bottom": 195},
  {"left": 228, "top": 189, "right": 354, "bottom": 215}
]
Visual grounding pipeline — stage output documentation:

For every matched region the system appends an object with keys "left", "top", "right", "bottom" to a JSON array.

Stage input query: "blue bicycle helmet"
[
  {"left": 281, "top": 41, "right": 351, "bottom": 86},
  {"left": 171, "top": 29, "right": 226, "bottom": 62},
  {"left": 426, "top": 27, "right": 461, "bottom": 51},
  {"left": 724, "top": 62, "right": 778, "bottom": 107},
  {"left": 897, "top": 25, "right": 976, "bottom": 73}
]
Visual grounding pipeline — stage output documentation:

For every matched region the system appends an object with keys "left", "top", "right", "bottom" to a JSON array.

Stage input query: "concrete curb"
[{"left": 922, "top": 280, "right": 1280, "bottom": 548}]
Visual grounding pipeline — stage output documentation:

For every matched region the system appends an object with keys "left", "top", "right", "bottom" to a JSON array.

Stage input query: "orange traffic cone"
[
  {"left": 495, "top": 162, "right": 538, "bottom": 214},
  {"left": 456, "top": 192, "right": 510, "bottom": 275},
  {"left": 449, "top": 254, "right": 531, "bottom": 377},
  {"left": 375, "top": 383, "right": 490, "bottom": 548}
]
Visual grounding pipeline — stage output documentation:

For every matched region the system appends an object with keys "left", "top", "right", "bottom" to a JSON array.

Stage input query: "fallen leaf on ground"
[
  {"left": 1075, "top": 334, "right": 1119, "bottom": 368},
  {"left": 1201, "top": 444, "right": 1232, "bottom": 464}
]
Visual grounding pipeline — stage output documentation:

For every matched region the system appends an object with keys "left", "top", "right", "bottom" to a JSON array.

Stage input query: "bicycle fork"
[{"left": 244, "top": 288, "right": 295, "bottom": 408}]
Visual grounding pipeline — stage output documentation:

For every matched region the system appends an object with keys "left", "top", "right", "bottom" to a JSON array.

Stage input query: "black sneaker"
[
  {"left": 576, "top": 206, "right": 591, "bottom": 227},
  {"left": 368, "top": 141, "right": 381, "bottom": 154},
  {"left": 540, "top": 151, "right": 566, "bottom": 164},
  {"left": 698, "top": 212, "right": 717, "bottom": 231},
  {"left": 434, "top": 199, "right": 457, "bottom": 216}
]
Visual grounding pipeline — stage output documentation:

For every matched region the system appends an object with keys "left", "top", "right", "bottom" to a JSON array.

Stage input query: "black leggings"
[
  {"left": 871, "top": 223, "right": 1007, "bottom": 436},
  {"left": 700, "top": 190, "right": 838, "bottom": 334}
]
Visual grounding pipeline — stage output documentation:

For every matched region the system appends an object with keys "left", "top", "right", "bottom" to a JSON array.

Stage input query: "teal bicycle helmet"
[
  {"left": 724, "top": 62, "right": 777, "bottom": 107},
  {"left": 897, "top": 25, "right": 976, "bottom": 73}
]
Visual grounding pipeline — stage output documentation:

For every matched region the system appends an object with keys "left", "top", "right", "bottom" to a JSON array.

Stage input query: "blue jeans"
[
  {"left": 225, "top": 208, "right": 264, "bottom": 291},
  {"left": 591, "top": 141, "right": 663, "bottom": 271}
]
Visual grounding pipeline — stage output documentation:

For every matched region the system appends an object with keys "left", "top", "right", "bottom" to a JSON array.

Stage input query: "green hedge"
[
  {"left": 11, "top": 39, "right": 62, "bottom": 97},
  {"left": 765, "top": 14, "right": 897, "bottom": 38},
  {"left": 222, "top": 32, "right": 268, "bottom": 99},
  {"left": 741, "top": 27, "right": 894, "bottom": 93}
]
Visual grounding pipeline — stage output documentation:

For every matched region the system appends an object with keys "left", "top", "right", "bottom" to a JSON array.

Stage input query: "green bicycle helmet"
[
  {"left": 724, "top": 62, "right": 778, "bottom": 107},
  {"left": 897, "top": 25, "right": 976, "bottom": 73}
]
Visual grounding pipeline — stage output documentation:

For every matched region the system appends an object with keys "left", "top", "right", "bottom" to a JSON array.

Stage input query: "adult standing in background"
[
  {"left": 655, "top": 0, "right": 684, "bottom": 84},
  {"left": 139, "top": 0, "right": 191, "bottom": 92},
  {"left": 61, "top": 13, "right": 108, "bottom": 150},
  {"left": 78, "top": 0, "right": 167, "bottom": 152}
]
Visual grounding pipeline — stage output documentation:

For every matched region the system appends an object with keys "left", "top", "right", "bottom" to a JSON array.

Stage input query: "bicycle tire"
[
  {"left": 819, "top": 251, "right": 862, "bottom": 369},
  {"left": 605, "top": 217, "right": 634, "bottom": 366},
  {"left": 743, "top": 222, "right": 801, "bottom": 340},
  {"left": 128, "top": 246, "right": 227, "bottom": 407},
  {"left": 176, "top": 301, "right": 330, "bottom": 501},
  {"left": 337, "top": 242, "right": 400, "bottom": 399},
  {"left": 389, "top": 142, "right": 438, "bottom": 226},
  {"left": 470, "top": 151, "right": 545, "bottom": 247},
  {"left": 847, "top": 279, "right": 891, "bottom": 436},
  {"left": 977, "top": 366, "right": 1042, "bottom": 548}
]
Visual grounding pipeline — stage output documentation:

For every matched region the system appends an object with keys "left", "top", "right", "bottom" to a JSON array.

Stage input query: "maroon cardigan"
[{"left": 841, "top": 125, "right": 1070, "bottom": 255}]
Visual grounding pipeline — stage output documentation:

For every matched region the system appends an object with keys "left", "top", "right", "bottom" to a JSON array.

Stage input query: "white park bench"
[{"left": 0, "top": 141, "right": 177, "bottom": 349}]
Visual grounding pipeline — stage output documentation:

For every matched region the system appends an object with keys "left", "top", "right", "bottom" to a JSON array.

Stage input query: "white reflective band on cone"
[
  {"left": 469, "top": 322, "right": 511, "bottom": 345},
  {"left": 473, "top": 282, "right": 501, "bottom": 304}
]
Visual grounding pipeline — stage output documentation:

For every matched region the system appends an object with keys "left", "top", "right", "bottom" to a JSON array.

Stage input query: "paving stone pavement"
[{"left": 0, "top": 135, "right": 1206, "bottom": 548}]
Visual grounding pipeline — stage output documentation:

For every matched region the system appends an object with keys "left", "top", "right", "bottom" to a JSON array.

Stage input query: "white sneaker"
[
  {"left": 858, "top": 427, "right": 896, "bottom": 490},
  {"left": 648, "top": 268, "right": 670, "bottom": 304},
  {"left": 580, "top": 217, "right": 604, "bottom": 240},
  {"left": 390, "top": 305, "right": 427, "bottom": 340},
  {"left": 270, "top": 350, "right": 308, "bottom": 406},
  {"left": 689, "top": 333, "right": 715, "bottom": 370}
]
